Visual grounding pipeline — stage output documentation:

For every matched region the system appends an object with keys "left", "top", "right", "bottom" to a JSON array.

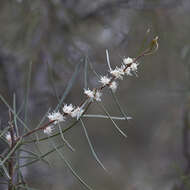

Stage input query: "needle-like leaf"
[
  {"left": 50, "top": 140, "right": 93, "bottom": 190},
  {"left": 97, "top": 102, "right": 127, "bottom": 138},
  {"left": 80, "top": 118, "right": 107, "bottom": 172}
]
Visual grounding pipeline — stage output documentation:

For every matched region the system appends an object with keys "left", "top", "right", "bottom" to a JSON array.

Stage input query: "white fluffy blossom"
[
  {"left": 71, "top": 107, "right": 84, "bottom": 120},
  {"left": 84, "top": 88, "right": 94, "bottom": 100},
  {"left": 47, "top": 111, "right": 65, "bottom": 124},
  {"left": 5, "top": 132, "right": 16, "bottom": 145},
  {"left": 63, "top": 104, "right": 75, "bottom": 115},
  {"left": 124, "top": 67, "right": 132, "bottom": 76},
  {"left": 6, "top": 133, "right": 11, "bottom": 142},
  {"left": 123, "top": 57, "right": 133, "bottom": 65},
  {"left": 84, "top": 89, "right": 102, "bottom": 102},
  {"left": 99, "top": 76, "right": 111, "bottom": 86},
  {"left": 110, "top": 67, "right": 124, "bottom": 80},
  {"left": 109, "top": 81, "right": 118, "bottom": 92},
  {"left": 44, "top": 125, "right": 54, "bottom": 135},
  {"left": 94, "top": 91, "right": 102, "bottom": 101},
  {"left": 130, "top": 62, "right": 138, "bottom": 72}
]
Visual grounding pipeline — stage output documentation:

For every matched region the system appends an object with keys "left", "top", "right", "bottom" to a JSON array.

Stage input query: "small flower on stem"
[
  {"left": 6, "top": 133, "right": 11, "bottom": 143},
  {"left": 110, "top": 67, "right": 124, "bottom": 80},
  {"left": 47, "top": 111, "right": 65, "bottom": 124},
  {"left": 44, "top": 125, "right": 54, "bottom": 135},
  {"left": 63, "top": 104, "right": 75, "bottom": 115},
  {"left": 94, "top": 90, "right": 102, "bottom": 101},
  {"left": 5, "top": 132, "right": 16, "bottom": 146},
  {"left": 124, "top": 67, "right": 132, "bottom": 76},
  {"left": 130, "top": 62, "right": 138, "bottom": 72},
  {"left": 99, "top": 76, "right": 111, "bottom": 86},
  {"left": 71, "top": 107, "right": 84, "bottom": 120},
  {"left": 84, "top": 89, "right": 102, "bottom": 102},
  {"left": 84, "top": 88, "right": 94, "bottom": 100},
  {"left": 109, "top": 81, "right": 118, "bottom": 92},
  {"left": 123, "top": 57, "right": 133, "bottom": 65}
]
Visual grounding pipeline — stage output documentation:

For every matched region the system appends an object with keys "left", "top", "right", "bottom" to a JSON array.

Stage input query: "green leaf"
[
  {"left": 58, "top": 123, "right": 75, "bottom": 152},
  {"left": 0, "top": 94, "right": 30, "bottom": 132},
  {"left": 19, "top": 144, "right": 65, "bottom": 168},
  {"left": 55, "top": 59, "right": 83, "bottom": 112},
  {"left": 97, "top": 102, "right": 127, "bottom": 138},
  {"left": 24, "top": 61, "right": 32, "bottom": 124},
  {"left": 1, "top": 162, "right": 10, "bottom": 179},
  {"left": 110, "top": 90, "right": 130, "bottom": 121},
  {"left": 50, "top": 140, "right": 93, "bottom": 190},
  {"left": 47, "top": 61, "right": 59, "bottom": 101},
  {"left": 82, "top": 114, "right": 132, "bottom": 120},
  {"left": 80, "top": 118, "right": 107, "bottom": 172},
  {"left": 13, "top": 93, "right": 19, "bottom": 137},
  {"left": 106, "top": 49, "right": 112, "bottom": 71}
]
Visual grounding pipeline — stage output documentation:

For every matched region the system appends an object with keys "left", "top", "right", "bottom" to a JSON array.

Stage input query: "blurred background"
[{"left": 0, "top": 0, "right": 190, "bottom": 189}]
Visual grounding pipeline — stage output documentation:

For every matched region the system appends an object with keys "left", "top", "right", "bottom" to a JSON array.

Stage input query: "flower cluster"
[
  {"left": 110, "top": 57, "right": 138, "bottom": 80},
  {"left": 44, "top": 104, "right": 84, "bottom": 135},
  {"left": 44, "top": 55, "right": 138, "bottom": 135},
  {"left": 63, "top": 104, "right": 84, "bottom": 119},
  {"left": 47, "top": 111, "right": 65, "bottom": 124},
  {"left": 84, "top": 88, "right": 102, "bottom": 102},
  {"left": 44, "top": 125, "right": 55, "bottom": 135}
]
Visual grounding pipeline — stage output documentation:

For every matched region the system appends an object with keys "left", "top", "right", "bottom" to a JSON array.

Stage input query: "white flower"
[
  {"left": 5, "top": 132, "right": 16, "bottom": 145},
  {"left": 47, "top": 111, "right": 65, "bottom": 124},
  {"left": 84, "top": 88, "right": 94, "bottom": 100},
  {"left": 99, "top": 76, "right": 111, "bottom": 86},
  {"left": 110, "top": 67, "right": 124, "bottom": 80},
  {"left": 124, "top": 67, "right": 132, "bottom": 76},
  {"left": 109, "top": 81, "right": 118, "bottom": 92},
  {"left": 71, "top": 107, "right": 84, "bottom": 120},
  {"left": 130, "top": 62, "right": 138, "bottom": 72},
  {"left": 44, "top": 125, "right": 54, "bottom": 135},
  {"left": 6, "top": 133, "right": 11, "bottom": 142},
  {"left": 84, "top": 89, "right": 102, "bottom": 102},
  {"left": 94, "top": 90, "right": 102, "bottom": 101},
  {"left": 123, "top": 57, "right": 133, "bottom": 65},
  {"left": 63, "top": 104, "right": 75, "bottom": 115}
]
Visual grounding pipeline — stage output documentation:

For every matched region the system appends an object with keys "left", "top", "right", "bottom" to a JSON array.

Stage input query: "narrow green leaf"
[
  {"left": 1, "top": 162, "right": 10, "bottom": 179},
  {"left": 19, "top": 148, "right": 39, "bottom": 158},
  {"left": 58, "top": 123, "right": 75, "bottom": 152},
  {"left": 19, "top": 147, "right": 51, "bottom": 168},
  {"left": 82, "top": 114, "right": 132, "bottom": 120},
  {"left": 110, "top": 90, "right": 130, "bottom": 120},
  {"left": 88, "top": 60, "right": 100, "bottom": 80},
  {"left": 24, "top": 61, "right": 32, "bottom": 123},
  {"left": 0, "top": 94, "right": 30, "bottom": 132},
  {"left": 19, "top": 144, "right": 65, "bottom": 168},
  {"left": 23, "top": 119, "right": 78, "bottom": 144},
  {"left": 50, "top": 140, "right": 93, "bottom": 190},
  {"left": 106, "top": 49, "right": 112, "bottom": 71},
  {"left": 32, "top": 109, "right": 52, "bottom": 167},
  {"left": 0, "top": 138, "right": 22, "bottom": 166},
  {"left": 13, "top": 93, "right": 19, "bottom": 137},
  {"left": 55, "top": 60, "right": 83, "bottom": 111},
  {"left": 97, "top": 102, "right": 127, "bottom": 138},
  {"left": 47, "top": 61, "right": 59, "bottom": 101},
  {"left": 80, "top": 118, "right": 107, "bottom": 172}
]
